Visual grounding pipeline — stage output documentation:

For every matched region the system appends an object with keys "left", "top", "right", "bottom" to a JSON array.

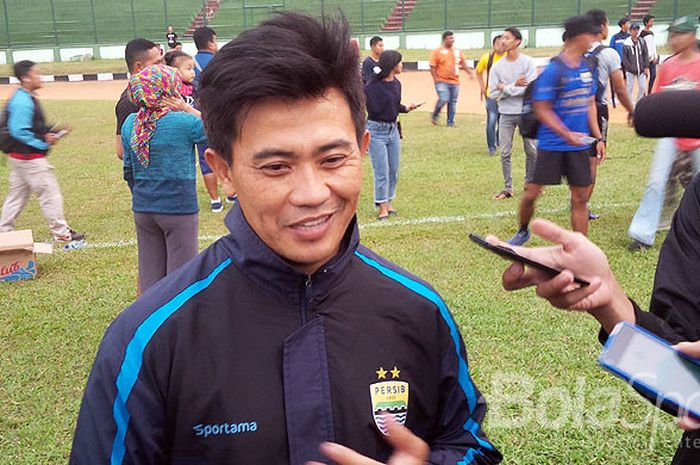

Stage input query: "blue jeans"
[
  {"left": 485, "top": 97, "right": 499, "bottom": 153},
  {"left": 628, "top": 138, "right": 700, "bottom": 246},
  {"left": 432, "top": 82, "right": 459, "bottom": 126},
  {"left": 367, "top": 120, "right": 401, "bottom": 204}
]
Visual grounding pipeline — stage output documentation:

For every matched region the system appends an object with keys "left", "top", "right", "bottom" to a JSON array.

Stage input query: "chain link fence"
[{"left": 0, "top": 0, "right": 694, "bottom": 48}]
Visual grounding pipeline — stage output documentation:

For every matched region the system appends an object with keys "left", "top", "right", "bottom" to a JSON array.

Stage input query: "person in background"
[
  {"left": 430, "top": 31, "right": 474, "bottom": 127},
  {"left": 641, "top": 14, "right": 658, "bottom": 94},
  {"left": 488, "top": 27, "right": 537, "bottom": 200},
  {"left": 115, "top": 38, "right": 162, "bottom": 160},
  {"left": 362, "top": 35, "right": 383, "bottom": 84},
  {"left": 121, "top": 64, "right": 206, "bottom": 292},
  {"left": 585, "top": 9, "right": 635, "bottom": 221},
  {"left": 365, "top": 50, "right": 417, "bottom": 220},
  {"left": 628, "top": 16, "right": 700, "bottom": 251},
  {"left": 476, "top": 35, "right": 505, "bottom": 156},
  {"left": 193, "top": 26, "right": 230, "bottom": 212},
  {"left": 622, "top": 23, "right": 649, "bottom": 106},
  {"left": 165, "top": 50, "right": 197, "bottom": 107},
  {"left": 609, "top": 17, "right": 630, "bottom": 107},
  {"left": 0, "top": 60, "right": 85, "bottom": 245},
  {"left": 166, "top": 26, "right": 178, "bottom": 49},
  {"left": 174, "top": 42, "right": 183, "bottom": 51},
  {"left": 508, "top": 15, "right": 605, "bottom": 246}
]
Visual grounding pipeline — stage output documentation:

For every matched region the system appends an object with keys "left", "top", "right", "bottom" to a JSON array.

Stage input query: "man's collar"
[{"left": 222, "top": 202, "right": 360, "bottom": 302}]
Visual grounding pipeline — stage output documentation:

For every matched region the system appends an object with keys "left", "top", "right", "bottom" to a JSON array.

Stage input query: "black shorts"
[{"left": 531, "top": 149, "right": 593, "bottom": 186}]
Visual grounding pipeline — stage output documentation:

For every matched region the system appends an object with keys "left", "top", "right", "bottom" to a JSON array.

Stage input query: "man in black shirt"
[
  {"left": 115, "top": 39, "right": 162, "bottom": 160},
  {"left": 166, "top": 26, "right": 178, "bottom": 49},
  {"left": 362, "top": 36, "right": 383, "bottom": 84}
]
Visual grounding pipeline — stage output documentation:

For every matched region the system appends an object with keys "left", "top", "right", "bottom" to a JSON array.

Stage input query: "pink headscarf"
[{"left": 128, "top": 64, "right": 183, "bottom": 167}]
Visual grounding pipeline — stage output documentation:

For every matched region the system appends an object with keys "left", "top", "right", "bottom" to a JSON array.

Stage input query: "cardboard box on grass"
[{"left": 0, "top": 230, "right": 53, "bottom": 282}]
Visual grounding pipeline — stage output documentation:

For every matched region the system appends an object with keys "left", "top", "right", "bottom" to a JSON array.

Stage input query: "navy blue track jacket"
[{"left": 70, "top": 205, "right": 502, "bottom": 465}]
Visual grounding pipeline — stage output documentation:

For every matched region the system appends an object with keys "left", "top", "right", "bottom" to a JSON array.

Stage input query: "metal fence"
[{"left": 0, "top": 0, "right": 694, "bottom": 48}]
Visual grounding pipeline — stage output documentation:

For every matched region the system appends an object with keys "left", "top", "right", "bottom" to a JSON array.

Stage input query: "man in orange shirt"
[{"left": 430, "top": 31, "right": 473, "bottom": 127}]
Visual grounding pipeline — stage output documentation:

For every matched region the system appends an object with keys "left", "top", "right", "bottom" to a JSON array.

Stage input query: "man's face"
[
  {"left": 500, "top": 32, "right": 519, "bottom": 52},
  {"left": 668, "top": 31, "right": 696, "bottom": 54},
  {"left": 630, "top": 28, "right": 640, "bottom": 40},
  {"left": 207, "top": 88, "right": 369, "bottom": 274},
  {"left": 209, "top": 36, "right": 219, "bottom": 53},
  {"left": 571, "top": 33, "right": 595, "bottom": 53},
  {"left": 24, "top": 66, "right": 42, "bottom": 90},
  {"left": 443, "top": 35, "right": 454, "bottom": 47},
  {"left": 371, "top": 40, "right": 384, "bottom": 57},
  {"left": 622, "top": 21, "right": 630, "bottom": 32},
  {"left": 647, "top": 18, "right": 654, "bottom": 28},
  {"left": 601, "top": 21, "right": 609, "bottom": 40},
  {"left": 133, "top": 46, "right": 162, "bottom": 73}
]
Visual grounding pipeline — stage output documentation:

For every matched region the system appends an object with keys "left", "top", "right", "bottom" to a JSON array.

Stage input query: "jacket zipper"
[{"left": 299, "top": 274, "right": 312, "bottom": 325}]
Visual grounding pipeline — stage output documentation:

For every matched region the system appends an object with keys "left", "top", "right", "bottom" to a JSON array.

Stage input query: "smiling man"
[{"left": 69, "top": 13, "right": 501, "bottom": 465}]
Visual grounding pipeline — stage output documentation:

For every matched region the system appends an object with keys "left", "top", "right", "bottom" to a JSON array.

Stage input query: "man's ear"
[
  {"left": 205, "top": 148, "right": 236, "bottom": 197},
  {"left": 360, "top": 130, "right": 370, "bottom": 159}
]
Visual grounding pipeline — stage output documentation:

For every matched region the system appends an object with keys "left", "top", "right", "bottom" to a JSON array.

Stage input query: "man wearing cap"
[
  {"left": 622, "top": 23, "right": 650, "bottom": 105},
  {"left": 628, "top": 15, "right": 700, "bottom": 251},
  {"left": 508, "top": 15, "right": 605, "bottom": 245}
]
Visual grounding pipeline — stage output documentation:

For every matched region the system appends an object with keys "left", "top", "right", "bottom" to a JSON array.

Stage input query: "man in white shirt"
[
  {"left": 488, "top": 26, "right": 538, "bottom": 199},
  {"left": 641, "top": 14, "right": 658, "bottom": 94}
]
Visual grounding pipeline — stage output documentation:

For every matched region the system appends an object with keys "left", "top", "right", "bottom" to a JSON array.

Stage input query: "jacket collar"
[{"left": 222, "top": 203, "right": 360, "bottom": 302}]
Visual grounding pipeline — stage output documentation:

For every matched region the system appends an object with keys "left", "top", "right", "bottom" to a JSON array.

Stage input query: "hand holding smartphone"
[{"left": 469, "top": 233, "right": 590, "bottom": 286}]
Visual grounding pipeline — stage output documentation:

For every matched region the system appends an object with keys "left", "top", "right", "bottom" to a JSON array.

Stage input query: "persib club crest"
[{"left": 369, "top": 366, "right": 409, "bottom": 435}]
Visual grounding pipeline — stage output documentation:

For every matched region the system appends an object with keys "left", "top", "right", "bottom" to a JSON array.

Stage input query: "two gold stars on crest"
[{"left": 376, "top": 366, "right": 400, "bottom": 379}]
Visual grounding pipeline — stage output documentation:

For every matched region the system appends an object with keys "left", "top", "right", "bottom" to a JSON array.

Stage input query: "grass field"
[{"left": 0, "top": 100, "right": 686, "bottom": 464}]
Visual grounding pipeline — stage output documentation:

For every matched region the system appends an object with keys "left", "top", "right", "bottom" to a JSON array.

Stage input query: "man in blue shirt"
[
  {"left": 609, "top": 17, "right": 630, "bottom": 107},
  {"left": 509, "top": 15, "right": 606, "bottom": 246},
  {"left": 0, "top": 60, "right": 85, "bottom": 244},
  {"left": 193, "top": 26, "right": 230, "bottom": 212}
]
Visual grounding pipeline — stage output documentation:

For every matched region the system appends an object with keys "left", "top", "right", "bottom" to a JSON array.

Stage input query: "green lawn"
[{"left": 0, "top": 100, "right": 685, "bottom": 464}]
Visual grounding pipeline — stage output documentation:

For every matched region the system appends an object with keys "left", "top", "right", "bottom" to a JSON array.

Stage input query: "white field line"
[{"left": 72, "top": 202, "right": 635, "bottom": 252}]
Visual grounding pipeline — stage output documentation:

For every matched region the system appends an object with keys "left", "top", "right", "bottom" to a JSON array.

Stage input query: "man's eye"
[
  {"left": 324, "top": 155, "right": 347, "bottom": 166},
  {"left": 262, "top": 163, "right": 288, "bottom": 173}
]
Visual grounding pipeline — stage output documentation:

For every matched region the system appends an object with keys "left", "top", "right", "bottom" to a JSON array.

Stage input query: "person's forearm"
[
  {"left": 430, "top": 67, "right": 438, "bottom": 82},
  {"left": 611, "top": 71, "right": 634, "bottom": 113},
  {"left": 590, "top": 284, "right": 636, "bottom": 334},
  {"left": 476, "top": 73, "right": 485, "bottom": 93},
  {"left": 588, "top": 101, "right": 602, "bottom": 139}
]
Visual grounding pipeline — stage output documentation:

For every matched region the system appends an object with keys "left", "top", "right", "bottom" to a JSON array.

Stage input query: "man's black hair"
[
  {"left": 125, "top": 38, "right": 158, "bottom": 73},
  {"left": 14, "top": 60, "right": 35, "bottom": 80},
  {"left": 442, "top": 30, "right": 454, "bottom": 41},
  {"left": 586, "top": 9, "right": 608, "bottom": 28},
  {"left": 193, "top": 27, "right": 216, "bottom": 50},
  {"left": 618, "top": 16, "right": 630, "bottom": 27},
  {"left": 504, "top": 27, "right": 522, "bottom": 42},
  {"left": 369, "top": 35, "right": 383, "bottom": 47},
  {"left": 199, "top": 13, "right": 365, "bottom": 165},
  {"left": 492, "top": 34, "right": 502, "bottom": 46},
  {"left": 164, "top": 50, "right": 192, "bottom": 67},
  {"left": 643, "top": 14, "right": 654, "bottom": 25}
]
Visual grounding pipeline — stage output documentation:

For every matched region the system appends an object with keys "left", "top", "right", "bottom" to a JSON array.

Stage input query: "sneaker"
[
  {"left": 226, "top": 196, "right": 236, "bottom": 204},
  {"left": 588, "top": 211, "right": 600, "bottom": 221},
  {"left": 211, "top": 200, "right": 223, "bottom": 213},
  {"left": 628, "top": 239, "right": 651, "bottom": 252},
  {"left": 430, "top": 116, "right": 438, "bottom": 126},
  {"left": 488, "top": 149, "right": 497, "bottom": 156},
  {"left": 56, "top": 228, "right": 85, "bottom": 242},
  {"left": 508, "top": 229, "right": 531, "bottom": 246}
]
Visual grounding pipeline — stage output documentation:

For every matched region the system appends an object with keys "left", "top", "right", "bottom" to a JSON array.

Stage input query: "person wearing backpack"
[
  {"left": 476, "top": 35, "right": 505, "bottom": 155},
  {"left": 508, "top": 15, "right": 606, "bottom": 246},
  {"left": 488, "top": 27, "right": 537, "bottom": 200},
  {"left": 585, "top": 9, "right": 635, "bottom": 221},
  {"left": 0, "top": 61, "right": 85, "bottom": 244}
]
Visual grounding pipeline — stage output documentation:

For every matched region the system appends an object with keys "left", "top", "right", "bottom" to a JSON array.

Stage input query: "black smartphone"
[{"left": 469, "top": 233, "right": 590, "bottom": 286}]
